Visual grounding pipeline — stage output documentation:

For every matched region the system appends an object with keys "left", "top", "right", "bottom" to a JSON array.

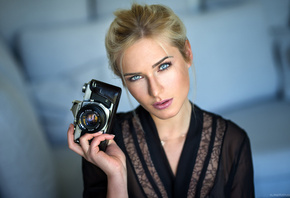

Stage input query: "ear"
[{"left": 185, "top": 39, "right": 193, "bottom": 68}]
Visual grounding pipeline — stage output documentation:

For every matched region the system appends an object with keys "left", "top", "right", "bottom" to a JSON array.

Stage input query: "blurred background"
[{"left": 0, "top": 0, "right": 289, "bottom": 197}]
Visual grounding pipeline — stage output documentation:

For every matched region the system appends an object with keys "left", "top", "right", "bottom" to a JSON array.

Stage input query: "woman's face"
[{"left": 122, "top": 37, "right": 192, "bottom": 120}]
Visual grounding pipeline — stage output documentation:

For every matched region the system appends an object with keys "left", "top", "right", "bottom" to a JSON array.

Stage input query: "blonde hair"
[{"left": 105, "top": 3, "right": 190, "bottom": 79}]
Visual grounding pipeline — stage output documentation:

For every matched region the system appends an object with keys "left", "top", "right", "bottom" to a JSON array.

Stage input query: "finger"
[
  {"left": 86, "top": 134, "right": 115, "bottom": 165},
  {"left": 88, "top": 134, "right": 115, "bottom": 157},
  {"left": 67, "top": 124, "right": 84, "bottom": 156},
  {"left": 79, "top": 131, "right": 103, "bottom": 154},
  {"left": 89, "top": 133, "right": 115, "bottom": 150},
  {"left": 107, "top": 139, "right": 117, "bottom": 146}
]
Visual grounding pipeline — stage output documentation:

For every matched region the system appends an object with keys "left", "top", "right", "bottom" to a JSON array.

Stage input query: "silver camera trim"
[
  {"left": 71, "top": 81, "right": 114, "bottom": 142},
  {"left": 72, "top": 101, "right": 113, "bottom": 142}
]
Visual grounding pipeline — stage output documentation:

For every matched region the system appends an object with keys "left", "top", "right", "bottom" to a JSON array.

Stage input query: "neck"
[{"left": 151, "top": 99, "right": 192, "bottom": 140}]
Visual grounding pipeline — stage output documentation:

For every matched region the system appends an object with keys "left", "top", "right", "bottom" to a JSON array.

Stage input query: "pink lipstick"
[{"left": 153, "top": 98, "right": 173, "bottom": 110}]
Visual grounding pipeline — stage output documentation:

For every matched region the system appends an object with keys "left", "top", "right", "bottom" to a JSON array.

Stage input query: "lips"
[{"left": 152, "top": 98, "right": 173, "bottom": 110}]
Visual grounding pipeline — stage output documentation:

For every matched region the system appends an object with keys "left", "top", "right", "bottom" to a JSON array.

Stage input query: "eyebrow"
[
  {"left": 123, "top": 72, "right": 142, "bottom": 77},
  {"left": 123, "top": 56, "right": 173, "bottom": 77},
  {"left": 152, "top": 56, "right": 173, "bottom": 68}
]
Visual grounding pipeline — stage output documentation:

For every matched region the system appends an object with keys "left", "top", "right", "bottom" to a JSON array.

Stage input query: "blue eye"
[
  {"left": 129, "top": 75, "right": 142, "bottom": 82},
  {"left": 159, "top": 62, "right": 171, "bottom": 71}
]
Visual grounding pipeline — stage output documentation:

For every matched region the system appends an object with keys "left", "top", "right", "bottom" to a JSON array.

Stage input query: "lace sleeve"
[
  {"left": 230, "top": 133, "right": 255, "bottom": 197},
  {"left": 224, "top": 121, "right": 255, "bottom": 197}
]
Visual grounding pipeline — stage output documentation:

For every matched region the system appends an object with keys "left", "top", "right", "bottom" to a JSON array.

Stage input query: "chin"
[{"left": 149, "top": 107, "right": 179, "bottom": 120}]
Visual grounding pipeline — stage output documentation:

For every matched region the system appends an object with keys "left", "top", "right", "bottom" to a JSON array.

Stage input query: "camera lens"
[
  {"left": 77, "top": 105, "right": 106, "bottom": 132},
  {"left": 82, "top": 111, "right": 99, "bottom": 127}
]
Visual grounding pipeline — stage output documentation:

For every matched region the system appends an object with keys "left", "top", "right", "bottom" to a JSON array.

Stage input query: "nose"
[{"left": 148, "top": 76, "right": 163, "bottom": 97}]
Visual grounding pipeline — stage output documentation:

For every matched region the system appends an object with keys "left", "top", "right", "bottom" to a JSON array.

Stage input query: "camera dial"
[{"left": 82, "top": 84, "right": 87, "bottom": 93}]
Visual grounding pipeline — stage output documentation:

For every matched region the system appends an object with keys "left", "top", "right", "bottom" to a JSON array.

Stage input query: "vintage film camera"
[{"left": 71, "top": 79, "right": 121, "bottom": 151}]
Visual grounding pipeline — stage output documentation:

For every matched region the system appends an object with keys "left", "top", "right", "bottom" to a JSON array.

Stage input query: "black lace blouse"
[{"left": 82, "top": 105, "right": 255, "bottom": 198}]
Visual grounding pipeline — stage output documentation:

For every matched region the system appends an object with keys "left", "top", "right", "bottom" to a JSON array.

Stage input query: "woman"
[{"left": 68, "top": 3, "right": 254, "bottom": 198}]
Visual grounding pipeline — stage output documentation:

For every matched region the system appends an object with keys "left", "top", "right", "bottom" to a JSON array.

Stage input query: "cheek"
[
  {"left": 162, "top": 67, "right": 190, "bottom": 89},
  {"left": 127, "top": 83, "right": 147, "bottom": 102}
]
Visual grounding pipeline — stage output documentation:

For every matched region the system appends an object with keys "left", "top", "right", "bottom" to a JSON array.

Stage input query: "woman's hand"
[
  {"left": 67, "top": 124, "right": 126, "bottom": 177},
  {"left": 67, "top": 124, "right": 128, "bottom": 197}
]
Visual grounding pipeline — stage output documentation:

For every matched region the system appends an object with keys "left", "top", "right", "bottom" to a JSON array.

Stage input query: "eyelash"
[
  {"left": 129, "top": 75, "right": 142, "bottom": 82},
  {"left": 128, "top": 62, "right": 172, "bottom": 82},
  {"left": 158, "top": 62, "right": 172, "bottom": 71}
]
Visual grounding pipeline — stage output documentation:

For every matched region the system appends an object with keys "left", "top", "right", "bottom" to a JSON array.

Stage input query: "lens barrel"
[{"left": 77, "top": 104, "right": 106, "bottom": 132}]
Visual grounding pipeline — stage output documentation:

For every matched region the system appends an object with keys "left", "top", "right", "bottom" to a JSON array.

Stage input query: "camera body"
[{"left": 71, "top": 79, "right": 121, "bottom": 151}]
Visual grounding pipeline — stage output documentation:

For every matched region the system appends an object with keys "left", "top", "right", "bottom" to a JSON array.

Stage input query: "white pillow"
[
  {"left": 0, "top": 0, "right": 88, "bottom": 46},
  {"left": 18, "top": 19, "right": 112, "bottom": 81},
  {"left": 181, "top": 2, "right": 278, "bottom": 112}
]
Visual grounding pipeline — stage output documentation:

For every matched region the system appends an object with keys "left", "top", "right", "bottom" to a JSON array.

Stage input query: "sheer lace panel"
[
  {"left": 122, "top": 116, "right": 168, "bottom": 198},
  {"left": 187, "top": 112, "right": 213, "bottom": 198},
  {"left": 122, "top": 111, "right": 226, "bottom": 198},
  {"left": 200, "top": 117, "right": 226, "bottom": 197},
  {"left": 132, "top": 117, "right": 168, "bottom": 198}
]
